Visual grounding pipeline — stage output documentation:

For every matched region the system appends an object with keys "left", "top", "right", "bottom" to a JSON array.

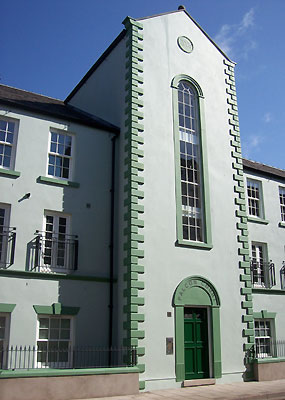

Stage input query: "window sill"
[
  {"left": 279, "top": 222, "right": 285, "bottom": 228},
  {"left": 176, "top": 239, "right": 213, "bottom": 250},
  {"left": 254, "top": 357, "right": 285, "bottom": 364},
  {"left": 37, "top": 176, "right": 80, "bottom": 188},
  {"left": 252, "top": 288, "right": 285, "bottom": 295},
  {"left": 0, "top": 168, "right": 21, "bottom": 178},
  {"left": 247, "top": 216, "right": 269, "bottom": 225}
]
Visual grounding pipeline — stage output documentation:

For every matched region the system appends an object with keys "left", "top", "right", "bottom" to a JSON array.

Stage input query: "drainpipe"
[{"left": 108, "top": 135, "right": 116, "bottom": 356}]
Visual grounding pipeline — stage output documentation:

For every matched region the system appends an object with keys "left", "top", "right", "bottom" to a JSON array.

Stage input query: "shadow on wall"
[{"left": 57, "top": 124, "right": 115, "bottom": 347}]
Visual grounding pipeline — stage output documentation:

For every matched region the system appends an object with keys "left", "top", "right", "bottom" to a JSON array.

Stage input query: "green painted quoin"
[
  {"left": 224, "top": 59, "right": 254, "bottom": 354},
  {"left": 123, "top": 17, "right": 145, "bottom": 390}
]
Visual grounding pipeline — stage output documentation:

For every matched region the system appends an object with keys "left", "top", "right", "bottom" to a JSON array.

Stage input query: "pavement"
[{"left": 76, "top": 379, "right": 285, "bottom": 400}]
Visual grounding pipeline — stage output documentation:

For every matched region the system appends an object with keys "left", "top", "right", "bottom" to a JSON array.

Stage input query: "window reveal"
[
  {"left": 279, "top": 187, "right": 285, "bottom": 222},
  {"left": 48, "top": 131, "right": 72, "bottom": 180},
  {"left": 251, "top": 243, "right": 265, "bottom": 287},
  {"left": 42, "top": 214, "right": 70, "bottom": 271},
  {"left": 37, "top": 316, "right": 72, "bottom": 367},
  {"left": 254, "top": 319, "right": 272, "bottom": 358},
  {"left": 247, "top": 179, "right": 263, "bottom": 218},
  {"left": 0, "top": 119, "right": 17, "bottom": 169},
  {"left": 178, "top": 81, "right": 203, "bottom": 242}
]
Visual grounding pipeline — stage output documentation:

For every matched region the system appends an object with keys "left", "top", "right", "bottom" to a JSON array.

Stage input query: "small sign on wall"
[{"left": 166, "top": 337, "right": 173, "bottom": 355}]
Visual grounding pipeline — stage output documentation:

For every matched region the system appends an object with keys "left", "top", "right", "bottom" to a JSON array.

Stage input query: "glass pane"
[
  {"left": 50, "top": 329, "right": 60, "bottom": 339},
  {"left": 51, "top": 132, "right": 57, "bottom": 143},
  {"left": 0, "top": 328, "right": 5, "bottom": 339},
  {"left": 39, "top": 329, "right": 49, "bottom": 339},
  {"left": 6, "top": 133, "right": 13, "bottom": 144},
  {"left": 58, "top": 134, "right": 65, "bottom": 144},
  {"left": 0, "top": 317, "right": 5, "bottom": 328},
  {"left": 61, "top": 319, "right": 70, "bottom": 329},
  {"left": 39, "top": 318, "right": 49, "bottom": 328},
  {"left": 60, "top": 329, "right": 70, "bottom": 340},
  {"left": 7, "top": 122, "right": 15, "bottom": 132},
  {"left": 0, "top": 121, "right": 6, "bottom": 131},
  {"left": 50, "top": 319, "right": 60, "bottom": 328}
]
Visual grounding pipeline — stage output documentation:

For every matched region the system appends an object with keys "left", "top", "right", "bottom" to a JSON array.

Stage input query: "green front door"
[{"left": 184, "top": 307, "right": 209, "bottom": 380}]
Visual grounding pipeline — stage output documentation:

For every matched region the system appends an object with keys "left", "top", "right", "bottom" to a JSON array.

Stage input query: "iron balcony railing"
[
  {"left": 34, "top": 231, "right": 78, "bottom": 272},
  {"left": 0, "top": 345, "right": 137, "bottom": 370},
  {"left": 248, "top": 340, "right": 285, "bottom": 360},
  {"left": 0, "top": 226, "right": 16, "bottom": 268},
  {"left": 280, "top": 261, "right": 285, "bottom": 289},
  {"left": 250, "top": 260, "right": 276, "bottom": 289}
]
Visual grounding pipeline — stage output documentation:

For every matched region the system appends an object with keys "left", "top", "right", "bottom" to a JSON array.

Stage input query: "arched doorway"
[{"left": 173, "top": 276, "right": 222, "bottom": 381}]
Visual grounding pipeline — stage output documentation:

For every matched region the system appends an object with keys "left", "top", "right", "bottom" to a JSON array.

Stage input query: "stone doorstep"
[{"left": 183, "top": 378, "right": 216, "bottom": 387}]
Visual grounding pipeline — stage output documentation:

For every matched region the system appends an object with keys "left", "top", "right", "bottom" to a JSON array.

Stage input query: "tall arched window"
[
  {"left": 172, "top": 75, "right": 212, "bottom": 248},
  {"left": 178, "top": 81, "right": 203, "bottom": 242}
]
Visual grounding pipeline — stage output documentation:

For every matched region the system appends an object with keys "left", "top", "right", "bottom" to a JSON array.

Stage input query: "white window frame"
[
  {"left": 0, "top": 117, "right": 19, "bottom": 170},
  {"left": 36, "top": 315, "right": 73, "bottom": 368},
  {"left": 247, "top": 178, "right": 264, "bottom": 218},
  {"left": 0, "top": 313, "right": 11, "bottom": 369},
  {"left": 279, "top": 187, "right": 285, "bottom": 222},
  {"left": 0, "top": 204, "right": 11, "bottom": 268},
  {"left": 254, "top": 319, "right": 273, "bottom": 358},
  {"left": 178, "top": 81, "right": 204, "bottom": 242},
  {"left": 40, "top": 212, "right": 71, "bottom": 273},
  {"left": 47, "top": 129, "right": 74, "bottom": 181},
  {"left": 251, "top": 242, "right": 267, "bottom": 288}
]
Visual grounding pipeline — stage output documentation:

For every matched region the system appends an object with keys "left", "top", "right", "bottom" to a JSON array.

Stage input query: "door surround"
[{"left": 173, "top": 276, "right": 222, "bottom": 382}]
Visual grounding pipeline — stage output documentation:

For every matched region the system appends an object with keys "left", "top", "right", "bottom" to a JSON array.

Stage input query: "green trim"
[
  {"left": 254, "top": 357, "right": 285, "bottom": 364},
  {"left": 33, "top": 303, "right": 80, "bottom": 315},
  {"left": 171, "top": 74, "right": 204, "bottom": 97},
  {"left": 176, "top": 239, "right": 213, "bottom": 250},
  {"left": 0, "top": 269, "right": 114, "bottom": 283},
  {"left": 174, "top": 276, "right": 221, "bottom": 381},
  {"left": 224, "top": 59, "right": 254, "bottom": 354},
  {"left": 172, "top": 75, "right": 212, "bottom": 248},
  {"left": 37, "top": 176, "right": 80, "bottom": 188},
  {"left": 139, "top": 380, "right": 145, "bottom": 390},
  {"left": 123, "top": 16, "right": 145, "bottom": 379},
  {"left": 0, "top": 366, "right": 139, "bottom": 379},
  {"left": 253, "top": 310, "right": 276, "bottom": 319},
  {"left": 247, "top": 216, "right": 269, "bottom": 225},
  {"left": 0, "top": 168, "right": 21, "bottom": 178},
  {"left": 0, "top": 303, "right": 16, "bottom": 313},
  {"left": 253, "top": 288, "right": 285, "bottom": 295},
  {"left": 278, "top": 222, "right": 285, "bottom": 228}
]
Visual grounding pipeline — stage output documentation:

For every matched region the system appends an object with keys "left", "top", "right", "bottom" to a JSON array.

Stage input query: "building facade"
[{"left": 0, "top": 6, "right": 284, "bottom": 394}]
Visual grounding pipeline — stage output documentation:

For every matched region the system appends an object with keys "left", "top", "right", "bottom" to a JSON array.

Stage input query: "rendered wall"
[
  {"left": 244, "top": 169, "right": 285, "bottom": 340},
  {"left": 68, "top": 38, "right": 127, "bottom": 127},
  {"left": 0, "top": 106, "right": 114, "bottom": 347},
  {"left": 133, "top": 12, "right": 245, "bottom": 389}
]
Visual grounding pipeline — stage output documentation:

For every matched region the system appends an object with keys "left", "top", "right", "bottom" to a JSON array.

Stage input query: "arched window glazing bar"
[
  {"left": 178, "top": 81, "right": 203, "bottom": 242},
  {"left": 172, "top": 75, "right": 212, "bottom": 249}
]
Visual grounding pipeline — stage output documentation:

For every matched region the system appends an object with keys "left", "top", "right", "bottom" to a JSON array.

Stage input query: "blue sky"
[{"left": 1, "top": 0, "right": 284, "bottom": 169}]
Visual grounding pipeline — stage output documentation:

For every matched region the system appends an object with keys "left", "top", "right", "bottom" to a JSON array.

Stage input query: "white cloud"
[
  {"left": 242, "top": 134, "right": 263, "bottom": 159},
  {"left": 214, "top": 8, "right": 256, "bottom": 60},
  {"left": 263, "top": 112, "right": 272, "bottom": 123}
]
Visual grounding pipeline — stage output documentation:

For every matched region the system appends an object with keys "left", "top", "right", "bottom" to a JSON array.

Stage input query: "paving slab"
[{"left": 74, "top": 379, "right": 285, "bottom": 400}]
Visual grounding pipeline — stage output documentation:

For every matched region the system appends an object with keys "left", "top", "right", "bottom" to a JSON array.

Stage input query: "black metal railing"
[
  {"left": 34, "top": 231, "right": 78, "bottom": 272},
  {"left": 0, "top": 226, "right": 16, "bottom": 268},
  {"left": 250, "top": 260, "right": 276, "bottom": 289},
  {"left": 280, "top": 261, "right": 285, "bottom": 289},
  {"left": 250, "top": 340, "right": 285, "bottom": 360},
  {"left": 0, "top": 345, "right": 137, "bottom": 370}
]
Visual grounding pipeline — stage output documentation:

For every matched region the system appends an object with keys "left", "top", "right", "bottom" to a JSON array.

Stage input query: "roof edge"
[
  {"left": 65, "top": 29, "right": 126, "bottom": 103},
  {"left": 0, "top": 97, "right": 119, "bottom": 134},
  {"left": 136, "top": 8, "right": 234, "bottom": 63},
  {"left": 243, "top": 158, "right": 285, "bottom": 180}
]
